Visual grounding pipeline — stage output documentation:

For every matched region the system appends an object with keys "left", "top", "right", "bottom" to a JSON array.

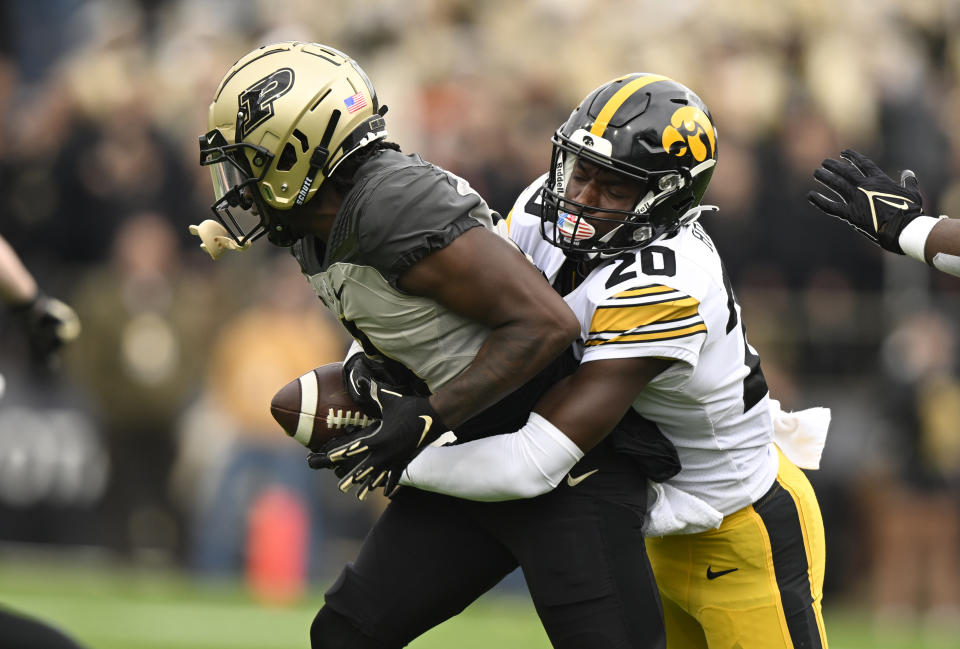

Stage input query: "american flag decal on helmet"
[{"left": 344, "top": 92, "right": 367, "bottom": 114}]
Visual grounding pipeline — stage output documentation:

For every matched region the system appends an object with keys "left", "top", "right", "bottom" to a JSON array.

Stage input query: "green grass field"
[{"left": 1, "top": 555, "right": 957, "bottom": 649}]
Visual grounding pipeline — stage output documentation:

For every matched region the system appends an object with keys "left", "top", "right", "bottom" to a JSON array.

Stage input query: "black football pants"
[{"left": 313, "top": 440, "right": 665, "bottom": 649}]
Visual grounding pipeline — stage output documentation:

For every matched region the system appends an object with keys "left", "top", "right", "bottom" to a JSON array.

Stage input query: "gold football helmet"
[{"left": 199, "top": 42, "right": 387, "bottom": 246}]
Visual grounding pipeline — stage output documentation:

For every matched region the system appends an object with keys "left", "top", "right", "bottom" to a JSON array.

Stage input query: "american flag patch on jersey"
[{"left": 344, "top": 92, "right": 367, "bottom": 113}]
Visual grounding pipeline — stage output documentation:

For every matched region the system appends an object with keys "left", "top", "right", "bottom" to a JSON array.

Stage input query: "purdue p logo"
[
  {"left": 661, "top": 107, "right": 716, "bottom": 163},
  {"left": 236, "top": 68, "right": 295, "bottom": 140}
]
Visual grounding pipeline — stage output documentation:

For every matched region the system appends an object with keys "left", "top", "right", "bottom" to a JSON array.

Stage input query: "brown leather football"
[{"left": 270, "top": 362, "right": 376, "bottom": 452}]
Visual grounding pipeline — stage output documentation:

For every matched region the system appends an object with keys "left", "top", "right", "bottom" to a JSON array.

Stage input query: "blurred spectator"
[
  {"left": 170, "top": 255, "right": 364, "bottom": 591},
  {"left": 0, "top": 230, "right": 91, "bottom": 648},
  {"left": 857, "top": 311, "right": 960, "bottom": 628},
  {"left": 2, "top": 67, "right": 197, "bottom": 266},
  {"left": 63, "top": 211, "right": 224, "bottom": 559},
  {"left": 0, "top": 232, "right": 101, "bottom": 533},
  {"left": 1, "top": 0, "right": 80, "bottom": 82}
]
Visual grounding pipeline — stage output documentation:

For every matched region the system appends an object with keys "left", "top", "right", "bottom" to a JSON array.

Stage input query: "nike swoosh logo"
[
  {"left": 706, "top": 566, "right": 739, "bottom": 580},
  {"left": 858, "top": 188, "right": 914, "bottom": 232},
  {"left": 348, "top": 369, "right": 362, "bottom": 392},
  {"left": 876, "top": 197, "right": 911, "bottom": 210},
  {"left": 566, "top": 469, "right": 598, "bottom": 487},
  {"left": 417, "top": 415, "right": 433, "bottom": 446}
]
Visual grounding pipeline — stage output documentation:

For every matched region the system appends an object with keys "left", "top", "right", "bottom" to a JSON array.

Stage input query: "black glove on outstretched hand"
[
  {"left": 9, "top": 292, "right": 81, "bottom": 367},
  {"left": 311, "top": 380, "right": 448, "bottom": 500},
  {"left": 808, "top": 149, "right": 923, "bottom": 254}
]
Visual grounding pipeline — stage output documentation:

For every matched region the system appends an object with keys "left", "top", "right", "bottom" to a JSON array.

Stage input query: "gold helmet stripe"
[{"left": 589, "top": 74, "right": 672, "bottom": 137}]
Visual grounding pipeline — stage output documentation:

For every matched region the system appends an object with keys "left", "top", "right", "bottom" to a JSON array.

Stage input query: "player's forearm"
[
  {"left": 0, "top": 235, "right": 39, "bottom": 306},
  {"left": 428, "top": 323, "right": 574, "bottom": 427},
  {"left": 924, "top": 218, "right": 960, "bottom": 263},
  {"left": 900, "top": 216, "right": 960, "bottom": 277},
  {"left": 395, "top": 225, "right": 580, "bottom": 427},
  {"left": 400, "top": 412, "right": 583, "bottom": 500}
]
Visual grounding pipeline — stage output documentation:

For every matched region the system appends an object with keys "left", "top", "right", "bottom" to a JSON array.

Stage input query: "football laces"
[{"left": 326, "top": 408, "right": 375, "bottom": 429}]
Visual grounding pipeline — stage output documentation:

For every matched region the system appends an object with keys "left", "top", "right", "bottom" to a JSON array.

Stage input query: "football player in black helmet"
[
  {"left": 540, "top": 73, "right": 718, "bottom": 258},
  {"left": 356, "top": 74, "right": 829, "bottom": 649}
]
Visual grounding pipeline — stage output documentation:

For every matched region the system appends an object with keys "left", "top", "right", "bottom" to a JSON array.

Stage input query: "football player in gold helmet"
[
  {"left": 194, "top": 43, "right": 619, "bottom": 649},
  {"left": 198, "top": 43, "right": 390, "bottom": 248},
  {"left": 194, "top": 41, "right": 579, "bottom": 495}
]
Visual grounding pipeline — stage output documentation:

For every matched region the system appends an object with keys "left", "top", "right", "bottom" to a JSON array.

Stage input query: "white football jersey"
[{"left": 508, "top": 176, "right": 778, "bottom": 516}]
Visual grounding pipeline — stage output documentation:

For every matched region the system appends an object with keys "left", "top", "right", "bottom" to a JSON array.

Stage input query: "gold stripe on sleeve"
[
  {"left": 589, "top": 298, "right": 700, "bottom": 334},
  {"left": 585, "top": 323, "right": 707, "bottom": 346}
]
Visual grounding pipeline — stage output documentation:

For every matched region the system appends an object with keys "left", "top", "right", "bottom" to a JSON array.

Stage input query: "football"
[{"left": 270, "top": 362, "right": 377, "bottom": 452}]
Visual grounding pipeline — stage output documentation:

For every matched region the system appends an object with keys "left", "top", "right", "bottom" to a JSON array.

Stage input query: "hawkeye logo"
[
  {"left": 858, "top": 188, "right": 915, "bottom": 233},
  {"left": 236, "top": 68, "right": 295, "bottom": 140},
  {"left": 661, "top": 107, "right": 716, "bottom": 163}
]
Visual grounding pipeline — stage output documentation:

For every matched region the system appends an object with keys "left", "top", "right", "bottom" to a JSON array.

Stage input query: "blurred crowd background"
[{"left": 1, "top": 0, "right": 960, "bottom": 629}]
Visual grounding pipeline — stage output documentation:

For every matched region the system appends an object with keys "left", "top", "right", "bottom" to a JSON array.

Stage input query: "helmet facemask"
[
  {"left": 539, "top": 74, "right": 719, "bottom": 258},
  {"left": 540, "top": 131, "right": 695, "bottom": 258},
  {"left": 199, "top": 129, "right": 282, "bottom": 245}
]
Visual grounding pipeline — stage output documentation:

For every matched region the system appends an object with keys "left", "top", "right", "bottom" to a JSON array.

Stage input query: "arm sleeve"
[
  {"left": 899, "top": 215, "right": 960, "bottom": 277},
  {"left": 399, "top": 412, "right": 584, "bottom": 501},
  {"left": 899, "top": 215, "right": 942, "bottom": 261}
]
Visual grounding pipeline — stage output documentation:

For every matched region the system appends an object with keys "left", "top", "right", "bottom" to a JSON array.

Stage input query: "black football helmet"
[{"left": 541, "top": 73, "right": 718, "bottom": 256}]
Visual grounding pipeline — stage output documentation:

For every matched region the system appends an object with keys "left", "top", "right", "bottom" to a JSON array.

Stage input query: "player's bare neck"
[
  {"left": 311, "top": 212, "right": 339, "bottom": 241},
  {"left": 298, "top": 184, "right": 344, "bottom": 241}
]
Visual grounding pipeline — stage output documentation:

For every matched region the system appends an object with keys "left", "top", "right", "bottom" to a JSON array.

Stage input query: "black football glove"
[
  {"left": 342, "top": 350, "right": 431, "bottom": 419},
  {"left": 9, "top": 292, "right": 81, "bottom": 368},
  {"left": 808, "top": 149, "right": 923, "bottom": 254},
  {"left": 324, "top": 380, "right": 447, "bottom": 500},
  {"left": 342, "top": 353, "right": 394, "bottom": 418},
  {"left": 306, "top": 431, "right": 367, "bottom": 479}
]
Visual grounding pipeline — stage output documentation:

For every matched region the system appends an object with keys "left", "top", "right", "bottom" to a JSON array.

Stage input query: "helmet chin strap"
[
  {"left": 679, "top": 204, "right": 718, "bottom": 225},
  {"left": 589, "top": 204, "right": 718, "bottom": 260},
  {"left": 594, "top": 225, "right": 626, "bottom": 259}
]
